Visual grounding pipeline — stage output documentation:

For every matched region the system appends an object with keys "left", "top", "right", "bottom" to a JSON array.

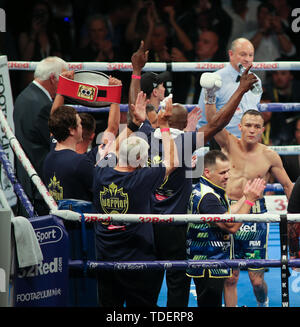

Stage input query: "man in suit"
[{"left": 13, "top": 56, "right": 69, "bottom": 216}]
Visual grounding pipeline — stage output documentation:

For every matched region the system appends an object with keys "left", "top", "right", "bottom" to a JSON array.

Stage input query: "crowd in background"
[{"left": 1, "top": 0, "right": 300, "bottom": 149}]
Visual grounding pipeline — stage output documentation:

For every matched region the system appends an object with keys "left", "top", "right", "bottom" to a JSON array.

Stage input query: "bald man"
[{"left": 197, "top": 37, "right": 262, "bottom": 138}]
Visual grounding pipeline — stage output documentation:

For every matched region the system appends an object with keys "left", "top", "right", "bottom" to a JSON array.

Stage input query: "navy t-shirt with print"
[
  {"left": 139, "top": 119, "right": 198, "bottom": 214},
  {"left": 86, "top": 145, "right": 118, "bottom": 168},
  {"left": 93, "top": 165, "right": 166, "bottom": 261},
  {"left": 43, "top": 149, "right": 94, "bottom": 202}
]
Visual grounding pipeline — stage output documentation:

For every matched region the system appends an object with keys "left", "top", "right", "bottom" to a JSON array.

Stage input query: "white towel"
[{"left": 12, "top": 216, "right": 43, "bottom": 268}]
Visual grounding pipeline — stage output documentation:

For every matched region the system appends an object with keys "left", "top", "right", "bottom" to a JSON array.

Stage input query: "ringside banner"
[
  {"left": 14, "top": 215, "right": 69, "bottom": 306},
  {"left": 0, "top": 56, "right": 17, "bottom": 206}
]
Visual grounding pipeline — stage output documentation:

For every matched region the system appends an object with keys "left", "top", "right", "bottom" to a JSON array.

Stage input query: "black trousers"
[
  {"left": 193, "top": 270, "right": 225, "bottom": 307},
  {"left": 97, "top": 269, "right": 162, "bottom": 307},
  {"left": 153, "top": 224, "right": 191, "bottom": 307}
]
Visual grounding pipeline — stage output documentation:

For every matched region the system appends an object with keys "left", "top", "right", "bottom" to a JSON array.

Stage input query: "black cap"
[{"left": 141, "top": 71, "right": 172, "bottom": 97}]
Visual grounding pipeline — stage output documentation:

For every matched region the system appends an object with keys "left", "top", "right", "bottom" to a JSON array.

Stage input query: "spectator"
[
  {"left": 145, "top": 22, "right": 172, "bottom": 63},
  {"left": 162, "top": 4, "right": 195, "bottom": 103},
  {"left": 13, "top": 56, "right": 69, "bottom": 217},
  {"left": 244, "top": 3, "right": 296, "bottom": 83},
  {"left": 105, "top": 1, "right": 133, "bottom": 60},
  {"left": 171, "top": 30, "right": 225, "bottom": 104},
  {"left": 163, "top": 4, "right": 193, "bottom": 53},
  {"left": 266, "top": 0, "right": 300, "bottom": 59},
  {"left": 18, "top": 1, "right": 62, "bottom": 88},
  {"left": 125, "top": 0, "right": 161, "bottom": 54},
  {"left": 0, "top": 27, "right": 20, "bottom": 97},
  {"left": 224, "top": 0, "right": 260, "bottom": 46},
  {"left": 177, "top": 0, "right": 232, "bottom": 53},
  {"left": 51, "top": 0, "right": 76, "bottom": 60},
  {"left": 73, "top": 14, "right": 115, "bottom": 62},
  {"left": 263, "top": 68, "right": 300, "bottom": 145}
]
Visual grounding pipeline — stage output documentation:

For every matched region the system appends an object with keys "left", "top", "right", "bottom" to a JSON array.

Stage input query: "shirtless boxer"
[{"left": 202, "top": 72, "right": 294, "bottom": 307}]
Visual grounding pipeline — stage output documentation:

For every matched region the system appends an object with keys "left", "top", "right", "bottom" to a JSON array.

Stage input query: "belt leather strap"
[{"left": 57, "top": 74, "right": 122, "bottom": 105}]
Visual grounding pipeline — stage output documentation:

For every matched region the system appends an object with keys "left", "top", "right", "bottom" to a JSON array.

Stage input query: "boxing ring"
[{"left": 1, "top": 60, "right": 300, "bottom": 307}]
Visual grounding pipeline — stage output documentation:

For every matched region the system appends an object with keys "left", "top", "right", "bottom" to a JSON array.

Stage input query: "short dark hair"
[
  {"left": 257, "top": 2, "right": 276, "bottom": 16},
  {"left": 204, "top": 150, "right": 228, "bottom": 168},
  {"left": 146, "top": 103, "right": 156, "bottom": 114},
  {"left": 79, "top": 112, "right": 96, "bottom": 140},
  {"left": 49, "top": 106, "right": 78, "bottom": 142},
  {"left": 241, "top": 109, "right": 264, "bottom": 121}
]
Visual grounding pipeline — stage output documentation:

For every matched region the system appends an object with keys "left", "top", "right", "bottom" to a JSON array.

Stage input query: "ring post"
[{"left": 280, "top": 214, "right": 289, "bottom": 307}]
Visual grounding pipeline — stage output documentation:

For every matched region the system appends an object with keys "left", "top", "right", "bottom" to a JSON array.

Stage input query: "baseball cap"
[{"left": 141, "top": 71, "right": 172, "bottom": 97}]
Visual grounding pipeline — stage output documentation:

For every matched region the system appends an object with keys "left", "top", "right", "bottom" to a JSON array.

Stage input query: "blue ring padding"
[
  {"left": 68, "top": 259, "right": 300, "bottom": 271},
  {"left": 72, "top": 103, "right": 300, "bottom": 113}
]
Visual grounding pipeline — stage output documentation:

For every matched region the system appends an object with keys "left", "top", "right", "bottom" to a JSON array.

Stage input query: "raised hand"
[
  {"left": 243, "top": 178, "right": 266, "bottom": 203},
  {"left": 157, "top": 96, "right": 172, "bottom": 128},
  {"left": 185, "top": 106, "right": 202, "bottom": 132},
  {"left": 200, "top": 72, "right": 222, "bottom": 104},
  {"left": 131, "top": 40, "right": 149, "bottom": 72},
  {"left": 130, "top": 91, "right": 147, "bottom": 125},
  {"left": 239, "top": 65, "right": 258, "bottom": 93},
  {"left": 108, "top": 76, "right": 122, "bottom": 86},
  {"left": 60, "top": 70, "right": 74, "bottom": 80}
]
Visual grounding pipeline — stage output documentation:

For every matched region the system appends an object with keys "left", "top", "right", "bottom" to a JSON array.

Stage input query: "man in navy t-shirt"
[
  {"left": 93, "top": 91, "right": 178, "bottom": 307},
  {"left": 43, "top": 105, "right": 94, "bottom": 202}
]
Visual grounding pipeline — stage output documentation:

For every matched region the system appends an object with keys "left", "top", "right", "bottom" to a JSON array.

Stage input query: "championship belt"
[{"left": 57, "top": 71, "right": 122, "bottom": 107}]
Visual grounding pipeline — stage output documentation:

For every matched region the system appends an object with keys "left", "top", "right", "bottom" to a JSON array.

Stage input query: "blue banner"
[{"left": 14, "top": 215, "right": 69, "bottom": 306}]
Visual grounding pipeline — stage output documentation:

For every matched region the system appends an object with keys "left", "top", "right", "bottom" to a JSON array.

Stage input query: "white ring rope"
[
  {"left": 4, "top": 59, "right": 300, "bottom": 214},
  {"left": 195, "top": 145, "right": 300, "bottom": 156},
  {"left": 0, "top": 108, "right": 58, "bottom": 211},
  {"left": 7, "top": 61, "right": 300, "bottom": 72},
  {"left": 51, "top": 209, "right": 300, "bottom": 224}
]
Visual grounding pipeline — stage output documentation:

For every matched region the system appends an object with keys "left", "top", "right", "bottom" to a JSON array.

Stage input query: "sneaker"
[{"left": 257, "top": 297, "right": 269, "bottom": 307}]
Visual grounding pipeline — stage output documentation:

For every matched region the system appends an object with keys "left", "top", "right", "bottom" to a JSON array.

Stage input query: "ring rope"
[
  {"left": 73, "top": 103, "right": 300, "bottom": 113},
  {"left": 264, "top": 183, "right": 285, "bottom": 192},
  {"left": 68, "top": 259, "right": 300, "bottom": 271},
  {"left": 195, "top": 146, "right": 300, "bottom": 156},
  {"left": 51, "top": 210, "right": 300, "bottom": 224},
  {"left": 0, "top": 108, "right": 58, "bottom": 211},
  {"left": 7, "top": 61, "right": 300, "bottom": 72},
  {"left": 258, "top": 102, "right": 300, "bottom": 112},
  {"left": 0, "top": 143, "right": 36, "bottom": 217},
  {"left": 6, "top": 59, "right": 300, "bottom": 308}
]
